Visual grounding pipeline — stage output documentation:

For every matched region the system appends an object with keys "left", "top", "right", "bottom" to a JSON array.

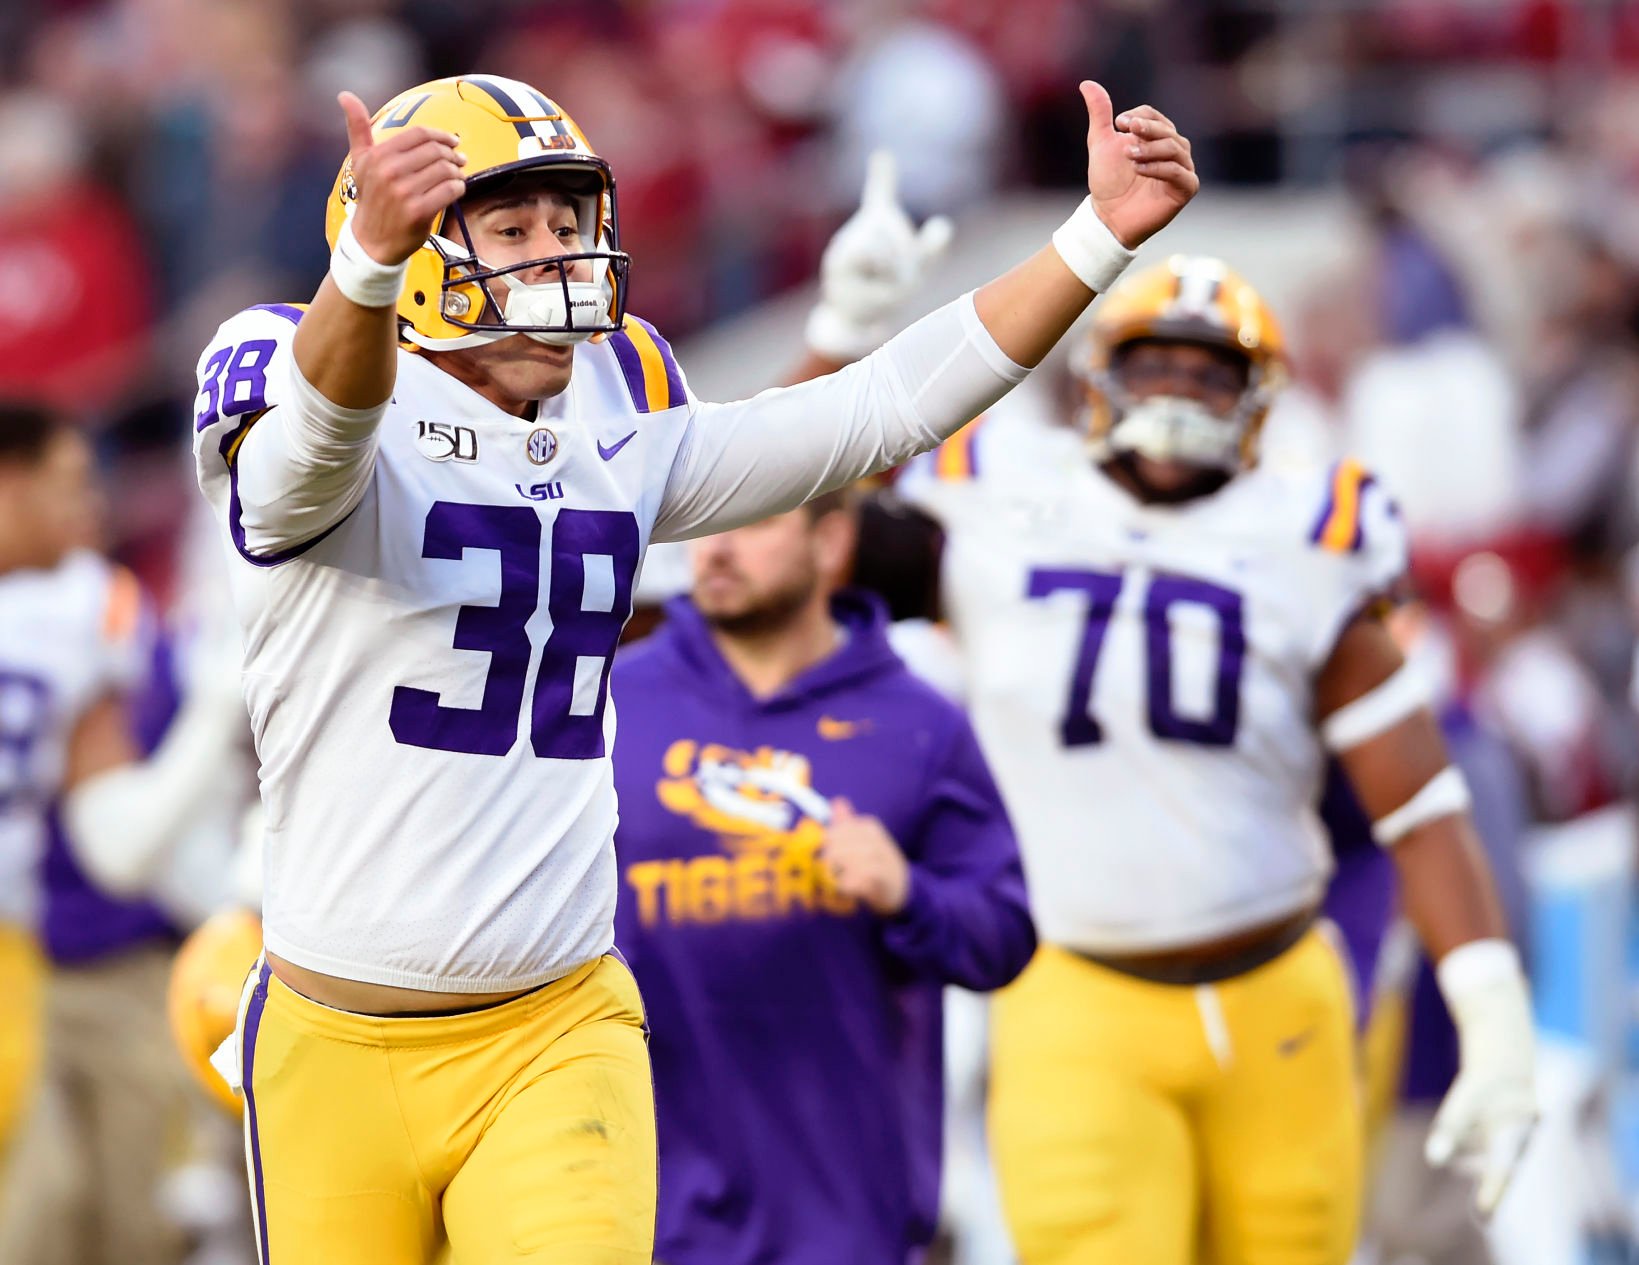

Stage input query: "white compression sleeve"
[
  {"left": 233, "top": 357, "right": 386, "bottom": 555},
  {"left": 63, "top": 683, "right": 251, "bottom": 897},
  {"left": 653, "top": 292, "right": 1026, "bottom": 542}
]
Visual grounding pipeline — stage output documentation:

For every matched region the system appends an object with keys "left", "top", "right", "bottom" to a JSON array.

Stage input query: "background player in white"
[
  {"left": 0, "top": 402, "right": 241, "bottom": 1184},
  {"left": 189, "top": 72, "right": 1197, "bottom": 1263},
  {"left": 901, "top": 258, "right": 1537, "bottom": 1265}
]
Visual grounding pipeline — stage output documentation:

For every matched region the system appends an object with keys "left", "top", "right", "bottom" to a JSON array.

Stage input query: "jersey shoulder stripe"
[
  {"left": 247, "top": 302, "right": 307, "bottom": 327},
  {"left": 1309, "top": 456, "right": 1374, "bottom": 554},
  {"left": 607, "top": 314, "right": 685, "bottom": 413},
  {"left": 932, "top": 414, "right": 988, "bottom": 483}
]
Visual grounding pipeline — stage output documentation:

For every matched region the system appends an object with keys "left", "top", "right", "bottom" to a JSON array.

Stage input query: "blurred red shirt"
[{"left": 0, "top": 180, "right": 153, "bottom": 416}]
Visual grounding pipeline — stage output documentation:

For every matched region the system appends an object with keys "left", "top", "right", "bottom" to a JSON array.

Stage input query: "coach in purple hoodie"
[{"left": 611, "top": 489, "right": 1035, "bottom": 1265}]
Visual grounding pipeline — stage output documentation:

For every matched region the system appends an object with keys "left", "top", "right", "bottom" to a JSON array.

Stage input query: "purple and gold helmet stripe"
[
  {"left": 465, "top": 75, "right": 576, "bottom": 146},
  {"left": 464, "top": 75, "right": 536, "bottom": 139},
  {"left": 610, "top": 315, "right": 685, "bottom": 412}
]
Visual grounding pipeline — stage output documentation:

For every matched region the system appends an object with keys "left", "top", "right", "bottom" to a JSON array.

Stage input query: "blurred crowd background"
[{"left": 5, "top": 0, "right": 1639, "bottom": 1261}]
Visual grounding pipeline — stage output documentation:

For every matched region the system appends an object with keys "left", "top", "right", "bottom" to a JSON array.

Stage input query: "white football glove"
[
  {"left": 1425, "top": 938, "right": 1539, "bottom": 1216},
  {"left": 805, "top": 149, "right": 955, "bottom": 362}
]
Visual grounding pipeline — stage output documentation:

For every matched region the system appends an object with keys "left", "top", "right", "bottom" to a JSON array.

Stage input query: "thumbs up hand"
[
  {"left": 1081, "top": 81, "right": 1197, "bottom": 250},
  {"left": 805, "top": 149, "right": 955, "bottom": 362},
  {"left": 337, "top": 90, "right": 467, "bottom": 266}
]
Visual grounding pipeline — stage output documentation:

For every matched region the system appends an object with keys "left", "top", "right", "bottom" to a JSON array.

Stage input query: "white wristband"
[
  {"left": 330, "top": 217, "right": 410, "bottom": 309},
  {"left": 1051, "top": 198, "right": 1137, "bottom": 294}
]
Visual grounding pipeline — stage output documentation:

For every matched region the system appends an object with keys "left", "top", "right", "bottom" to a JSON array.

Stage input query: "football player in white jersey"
[
  {"left": 187, "top": 72, "right": 1198, "bottom": 1263},
  {"left": 0, "top": 403, "right": 241, "bottom": 1168},
  {"left": 900, "top": 258, "right": 1537, "bottom": 1265}
]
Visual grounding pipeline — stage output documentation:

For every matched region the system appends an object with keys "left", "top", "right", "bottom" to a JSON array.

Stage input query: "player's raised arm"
[
  {"left": 975, "top": 82, "right": 1195, "bottom": 367},
  {"left": 293, "top": 92, "right": 466, "bottom": 408},
  {"left": 207, "top": 92, "right": 467, "bottom": 558},
  {"left": 654, "top": 81, "right": 1198, "bottom": 542}
]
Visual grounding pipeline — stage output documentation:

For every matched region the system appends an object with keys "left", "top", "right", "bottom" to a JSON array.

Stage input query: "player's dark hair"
[{"left": 0, "top": 401, "right": 63, "bottom": 467}]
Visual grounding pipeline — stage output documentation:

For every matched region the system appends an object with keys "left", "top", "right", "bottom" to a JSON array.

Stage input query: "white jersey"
[
  {"left": 903, "top": 397, "right": 1406, "bottom": 953},
  {"left": 191, "top": 295, "right": 1023, "bottom": 992},
  {"left": 0, "top": 552, "right": 144, "bottom": 927}
]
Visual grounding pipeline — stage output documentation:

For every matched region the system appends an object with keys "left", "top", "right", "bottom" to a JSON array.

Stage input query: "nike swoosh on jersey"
[
  {"left": 598, "top": 430, "right": 638, "bottom": 461},
  {"left": 817, "top": 716, "right": 871, "bottom": 740}
]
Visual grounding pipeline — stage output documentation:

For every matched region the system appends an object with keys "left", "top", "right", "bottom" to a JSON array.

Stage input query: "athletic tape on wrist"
[
  {"left": 330, "top": 218, "right": 410, "bottom": 309},
  {"left": 1436, "top": 937, "right": 1525, "bottom": 1006},
  {"left": 1371, "top": 765, "right": 1471, "bottom": 847},
  {"left": 1051, "top": 198, "right": 1137, "bottom": 294}
]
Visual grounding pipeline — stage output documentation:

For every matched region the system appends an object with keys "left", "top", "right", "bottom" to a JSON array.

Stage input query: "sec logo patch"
[{"left": 526, "top": 427, "right": 558, "bottom": 466}]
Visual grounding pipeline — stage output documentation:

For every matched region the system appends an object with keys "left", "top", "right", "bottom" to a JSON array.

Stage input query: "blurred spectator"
[
  {"left": 0, "top": 92, "right": 154, "bottom": 421},
  {"left": 829, "top": 10, "right": 1007, "bottom": 218}
]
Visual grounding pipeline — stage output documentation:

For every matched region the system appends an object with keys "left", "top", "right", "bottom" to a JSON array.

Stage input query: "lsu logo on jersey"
[{"left": 623, "top": 739, "right": 855, "bottom": 928}]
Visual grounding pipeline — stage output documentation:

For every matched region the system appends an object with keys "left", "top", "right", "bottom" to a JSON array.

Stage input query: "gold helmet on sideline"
[
  {"left": 167, "top": 908, "right": 264, "bottom": 1115},
  {"left": 325, "top": 74, "right": 628, "bottom": 352},
  {"left": 1074, "top": 255, "right": 1287, "bottom": 472}
]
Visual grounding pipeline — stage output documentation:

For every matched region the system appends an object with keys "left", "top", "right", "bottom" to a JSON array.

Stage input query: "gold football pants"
[
  {"left": 990, "top": 929, "right": 1363, "bottom": 1265},
  {"left": 0, "top": 924, "right": 44, "bottom": 1163},
  {"left": 234, "top": 953, "right": 655, "bottom": 1264}
]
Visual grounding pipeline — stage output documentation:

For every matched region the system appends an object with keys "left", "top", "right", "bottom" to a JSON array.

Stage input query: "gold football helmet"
[
  {"left": 167, "top": 908, "right": 263, "bottom": 1115},
  {"left": 1074, "top": 255, "right": 1287, "bottom": 472},
  {"left": 324, "top": 74, "right": 628, "bottom": 351}
]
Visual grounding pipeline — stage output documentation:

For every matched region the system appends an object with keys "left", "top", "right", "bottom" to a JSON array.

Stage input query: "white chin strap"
[
  {"left": 402, "top": 235, "right": 614, "bottom": 352},
  {"left": 494, "top": 271, "right": 612, "bottom": 346},
  {"left": 1097, "top": 394, "right": 1244, "bottom": 473}
]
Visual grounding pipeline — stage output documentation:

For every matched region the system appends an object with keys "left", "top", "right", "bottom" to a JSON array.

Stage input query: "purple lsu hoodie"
[{"left": 611, "top": 590, "right": 1034, "bottom": 1265}]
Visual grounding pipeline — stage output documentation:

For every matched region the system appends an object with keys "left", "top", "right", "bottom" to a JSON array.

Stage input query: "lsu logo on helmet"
[
  {"left": 1075, "top": 255, "right": 1287, "bottom": 473},
  {"left": 325, "top": 74, "right": 630, "bottom": 353},
  {"left": 167, "top": 908, "right": 264, "bottom": 1115}
]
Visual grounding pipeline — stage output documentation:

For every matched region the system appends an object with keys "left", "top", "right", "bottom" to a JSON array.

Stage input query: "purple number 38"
[
  {"left": 389, "top": 502, "right": 639, "bottom": 760},
  {"left": 1027, "top": 567, "right": 1245, "bottom": 748}
]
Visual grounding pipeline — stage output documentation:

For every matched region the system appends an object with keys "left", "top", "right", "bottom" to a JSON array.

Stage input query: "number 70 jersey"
[{"left": 902, "top": 405, "right": 1405, "bottom": 955}]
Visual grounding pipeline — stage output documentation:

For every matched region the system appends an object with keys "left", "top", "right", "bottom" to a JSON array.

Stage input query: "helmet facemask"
[
  {"left": 1087, "top": 338, "right": 1276, "bottom": 475},
  {"left": 406, "top": 162, "right": 630, "bottom": 351}
]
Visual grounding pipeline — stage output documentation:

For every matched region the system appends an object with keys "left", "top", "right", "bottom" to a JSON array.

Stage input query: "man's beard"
[{"left": 697, "top": 568, "right": 818, "bottom": 638}]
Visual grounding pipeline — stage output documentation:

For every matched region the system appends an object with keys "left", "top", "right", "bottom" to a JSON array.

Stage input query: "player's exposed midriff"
[{"left": 265, "top": 951, "right": 539, "bottom": 1015}]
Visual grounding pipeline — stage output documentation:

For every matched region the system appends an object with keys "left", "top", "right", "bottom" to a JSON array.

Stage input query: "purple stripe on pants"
[{"left": 242, "top": 960, "right": 273, "bottom": 1263}]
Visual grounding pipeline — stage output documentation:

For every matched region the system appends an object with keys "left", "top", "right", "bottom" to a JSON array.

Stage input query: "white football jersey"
[
  {"left": 0, "top": 552, "right": 144, "bottom": 927},
  {"left": 190, "top": 296, "right": 1018, "bottom": 992},
  {"left": 902, "top": 396, "right": 1405, "bottom": 953}
]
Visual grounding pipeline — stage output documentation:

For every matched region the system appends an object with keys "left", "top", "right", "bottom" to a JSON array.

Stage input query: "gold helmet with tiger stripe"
[
  {"left": 1074, "top": 255, "right": 1287, "bottom": 472},
  {"left": 324, "top": 74, "right": 628, "bottom": 351}
]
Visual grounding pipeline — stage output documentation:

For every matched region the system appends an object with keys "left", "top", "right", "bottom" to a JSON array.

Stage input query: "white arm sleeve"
[
  {"left": 62, "top": 681, "right": 251, "bottom": 898},
  {"left": 653, "top": 292, "right": 1025, "bottom": 543},
  {"left": 233, "top": 359, "right": 386, "bottom": 554}
]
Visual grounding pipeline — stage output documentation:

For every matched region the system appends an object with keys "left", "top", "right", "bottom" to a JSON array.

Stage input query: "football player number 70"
[
  {"left": 1027, "top": 567, "right": 1246, "bottom": 748},
  {"left": 389, "top": 502, "right": 640, "bottom": 760}
]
